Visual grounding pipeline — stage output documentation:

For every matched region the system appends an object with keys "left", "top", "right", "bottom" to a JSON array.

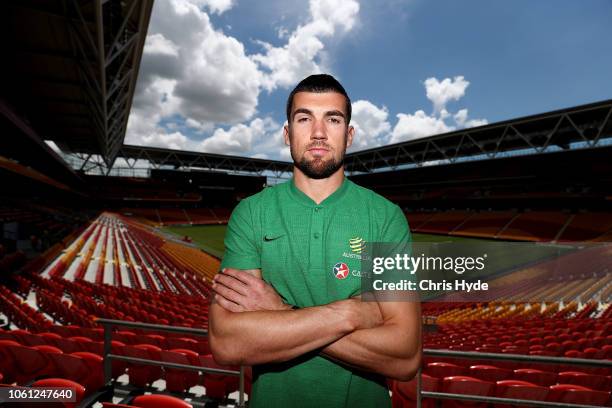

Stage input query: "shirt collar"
[{"left": 288, "top": 176, "right": 351, "bottom": 208}]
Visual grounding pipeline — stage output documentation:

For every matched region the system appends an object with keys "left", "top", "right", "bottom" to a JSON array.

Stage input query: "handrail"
[
  {"left": 416, "top": 348, "right": 612, "bottom": 408},
  {"left": 96, "top": 318, "right": 245, "bottom": 407}
]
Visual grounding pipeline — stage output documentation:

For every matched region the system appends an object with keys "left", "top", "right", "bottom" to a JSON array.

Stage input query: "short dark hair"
[{"left": 286, "top": 74, "right": 352, "bottom": 124}]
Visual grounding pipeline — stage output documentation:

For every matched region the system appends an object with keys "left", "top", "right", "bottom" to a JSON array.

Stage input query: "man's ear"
[
  {"left": 283, "top": 124, "right": 290, "bottom": 146},
  {"left": 346, "top": 125, "right": 355, "bottom": 149}
]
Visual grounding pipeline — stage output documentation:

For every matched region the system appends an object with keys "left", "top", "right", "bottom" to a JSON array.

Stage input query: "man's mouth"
[{"left": 307, "top": 147, "right": 329, "bottom": 155}]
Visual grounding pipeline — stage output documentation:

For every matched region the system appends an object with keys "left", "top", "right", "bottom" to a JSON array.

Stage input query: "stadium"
[{"left": 0, "top": 1, "right": 611, "bottom": 407}]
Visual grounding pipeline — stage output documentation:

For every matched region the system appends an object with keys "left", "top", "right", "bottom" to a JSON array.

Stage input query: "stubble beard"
[{"left": 290, "top": 131, "right": 347, "bottom": 180}]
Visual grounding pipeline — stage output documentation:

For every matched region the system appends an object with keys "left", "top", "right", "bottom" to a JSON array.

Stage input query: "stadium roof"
[
  {"left": 344, "top": 98, "right": 612, "bottom": 172},
  {"left": 117, "top": 144, "right": 294, "bottom": 176},
  {"left": 0, "top": 0, "right": 154, "bottom": 166},
  {"left": 92, "top": 99, "right": 612, "bottom": 177}
]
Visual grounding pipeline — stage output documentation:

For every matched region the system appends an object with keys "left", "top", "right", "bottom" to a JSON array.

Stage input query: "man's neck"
[{"left": 293, "top": 167, "right": 345, "bottom": 205}]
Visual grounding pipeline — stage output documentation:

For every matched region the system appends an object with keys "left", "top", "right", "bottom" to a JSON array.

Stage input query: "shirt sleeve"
[
  {"left": 381, "top": 205, "right": 414, "bottom": 284},
  {"left": 382, "top": 205, "right": 412, "bottom": 247},
  {"left": 220, "top": 199, "right": 261, "bottom": 271}
]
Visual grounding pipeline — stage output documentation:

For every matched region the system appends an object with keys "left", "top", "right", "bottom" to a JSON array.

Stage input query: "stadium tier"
[
  {"left": 1, "top": 211, "right": 610, "bottom": 406},
  {"left": 407, "top": 210, "right": 612, "bottom": 242}
]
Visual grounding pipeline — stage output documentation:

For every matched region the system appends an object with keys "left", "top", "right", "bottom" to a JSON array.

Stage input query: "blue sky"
[{"left": 124, "top": 0, "right": 612, "bottom": 162}]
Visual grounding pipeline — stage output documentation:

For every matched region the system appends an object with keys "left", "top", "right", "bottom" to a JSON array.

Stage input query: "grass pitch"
[{"left": 161, "top": 226, "right": 571, "bottom": 278}]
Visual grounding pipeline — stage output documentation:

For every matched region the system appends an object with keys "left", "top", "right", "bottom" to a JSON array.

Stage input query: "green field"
[
  {"left": 161, "top": 225, "right": 573, "bottom": 281},
  {"left": 162, "top": 225, "right": 227, "bottom": 258},
  {"left": 161, "top": 225, "right": 471, "bottom": 257}
]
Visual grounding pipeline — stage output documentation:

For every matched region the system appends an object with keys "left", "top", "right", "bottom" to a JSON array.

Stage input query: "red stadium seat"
[
  {"left": 583, "top": 347, "right": 604, "bottom": 359},
  {"left": 199, "top": 354, "right": 239, "bottom": 400},
  {"left": 391, "top": 373, "right": 439, "bottom": 408},
  {"left": 18, "top": 332, "right": 46, "bottom": 347},
  {"left": 557, "top": 371, "right": 611, "bottom": 392},
  {"left": 494, "top": 379, "right": 548, "bottom": 408},
  {"left": 468, "top": 365, "right": 512, "bottom": 382},
  {"left": 166, "top": 336, "right": 199, "bottom": 352},
  {"left": 31, "top": 378, "right": 86, "bottom": 408},
  {"left": 0, "top": 339, "right": 21, "bottom": 383},
  {"left": 69, "top": 336, "right": 94, "bottom": 352},
  {"left": 39, "top": 332, "right": 63, "bottom": 347},
  {"left": 115, "top": 331, "right": 138, "bottom": 345},
  {"left": 160, "top": 348, "right": 200, "bottom": 392},
  {"left": 424, "top": 362, "right": 468, "bottom": 379},
  {"left": 548, "top": 384, "right": 611, "bottom": 406},
  {"left": 46, "top": 352, "right": 102, "bottom": 393},
  {"left": 131, "top": 394, "right": 193, "bottom": 408},
  {"left": 54, "top": 337, "right": 81, "bottom": 354},
  {"left": 125, "top": 344, "right": 163, "bottom": 387},
  {"left": 109, "top": 340, "right": 128, "bottom": 378},
  {"left": 31, "top": 344, "right": 63, "bottom": 378},
  {"left": 142, "top": 334, "right": 167, "bottom": 349},
  {"left": 6, "top": 344, "right": 50, "bottom": 384},
  {"left": 71, "top": 351, "right": 105, "bottom": 392},
  {"left": 441, "top": 376, "right": 495, "bottom": 408}
]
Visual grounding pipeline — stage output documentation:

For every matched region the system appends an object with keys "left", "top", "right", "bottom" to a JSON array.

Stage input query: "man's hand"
[
  {"left": 344, "top": 297, "right": 383, "bottom": 330},
  {"left": 213, "top": 268, "right": 291, "bottom": 312},
  {"left": 213, "top": 268, "right": 383, "bottom": 331}
]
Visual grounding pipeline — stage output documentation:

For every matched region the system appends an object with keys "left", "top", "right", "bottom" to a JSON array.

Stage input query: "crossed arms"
[{"left": 208, "top": 268, "right": 421, "bottom": 381}]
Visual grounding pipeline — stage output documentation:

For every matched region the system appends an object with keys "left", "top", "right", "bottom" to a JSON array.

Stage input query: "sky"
[{"left": 124, "top": 0, "right": 612, "bottom": 162}]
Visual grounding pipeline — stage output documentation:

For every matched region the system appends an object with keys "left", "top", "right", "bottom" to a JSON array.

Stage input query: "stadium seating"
[
  {"left": 548, "top": 383, "right": 611, "bottom": 406},
  {"left": 441, "top": 376, "right": 495, "bottom": 408},
  {"left": 494, "top": 379, "right": 548, "bottom": 408}
]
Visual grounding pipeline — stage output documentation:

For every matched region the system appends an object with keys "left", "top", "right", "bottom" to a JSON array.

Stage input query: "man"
[{"left": 209, "top": 74, "right": 421, "bottom": 408}]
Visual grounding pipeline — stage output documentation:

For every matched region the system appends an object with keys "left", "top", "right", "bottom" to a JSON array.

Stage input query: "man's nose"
[{"left": 311, "top": 119, "right": 327, "bottom": 140}]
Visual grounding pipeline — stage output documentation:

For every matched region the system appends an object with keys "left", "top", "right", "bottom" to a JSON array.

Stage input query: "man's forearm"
[
  {"left": 321, "top": 322, "right": 420, "bottom": 380},
  {"left": 209, "top": 300, "right": 357, "bottom": 366},
  {"left": 320, "top": 301, "right": 422, "bottom": 381}
]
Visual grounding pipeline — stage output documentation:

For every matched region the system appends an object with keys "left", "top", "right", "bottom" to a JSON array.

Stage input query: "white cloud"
[
  {"left": 388, "top": 77, "right": 487, "bottom": 145},
  {"left": 251, "top": 0, "right": 360, "bottom": 91},
  {"left": 424, "top": 76, "right": 470, "bottom": 113},
  {"left": 191, "top": 0, "right": 234, "bottom": 14},
  {"left": 349, "top": 100, "right": 391, "bottom": 151},
  {"left": 199, "top": 117, "right": 281, "bottom": 156},
  {"left": 126, "top": 2, "right": 486, "bottom": 161},
  {"left": 128, "top": 0, "right": 361, "bottom": 160},
  {"left": 390, "top": 110, "right": 451, "bottom": 144},
  {"left": 454, "top": 109, "right": 488, "bottom": 128},
  {"left": 144, "top": 33, "right": 179, "bottom": 56}
]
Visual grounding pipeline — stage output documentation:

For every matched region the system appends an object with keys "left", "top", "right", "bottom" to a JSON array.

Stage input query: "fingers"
[
  {"left": 214, "top": 294, "right": 243, "bottom": 313},
  {"left": 213, "top": 279, "right": 246, "bottom": 304},
  {"left": 221, "top": 268, "right": 260, "bottom": 285},
  {"left": 214, "top": 273, "right": 249, "bottom": 296}
]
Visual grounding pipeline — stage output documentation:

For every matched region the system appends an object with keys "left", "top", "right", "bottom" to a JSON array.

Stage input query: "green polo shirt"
[{"left": 220, "top": 177, "right": 411, "bottom": 408}]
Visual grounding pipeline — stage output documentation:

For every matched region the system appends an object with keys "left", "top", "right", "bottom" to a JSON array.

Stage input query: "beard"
[
  {"left": 294, "top": 153, "right": 344, "bottom": 179},
  {"left": 290, "top": 132, "right": 348, "bottom": 180}
]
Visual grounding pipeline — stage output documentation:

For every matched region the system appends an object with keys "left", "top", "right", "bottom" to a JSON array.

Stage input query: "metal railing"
[
  {"left": 417, "top": 349, "right": 612, "bottom": 408},
  {"left": 96, "top": 318, "right": 245, "bottom": 407}
]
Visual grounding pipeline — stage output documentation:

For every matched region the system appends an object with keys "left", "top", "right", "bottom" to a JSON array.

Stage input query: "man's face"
[{"left": 284, "top": 91, "right": 354, "bottom": 179}]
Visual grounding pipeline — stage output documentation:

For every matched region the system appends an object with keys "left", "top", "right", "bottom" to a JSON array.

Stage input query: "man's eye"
[
  {"left": 329, "top": 117, "right": 341, "bottom": 124},
  {"left": 297, "top": 117, "right": 309, "bottom": 122}
]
